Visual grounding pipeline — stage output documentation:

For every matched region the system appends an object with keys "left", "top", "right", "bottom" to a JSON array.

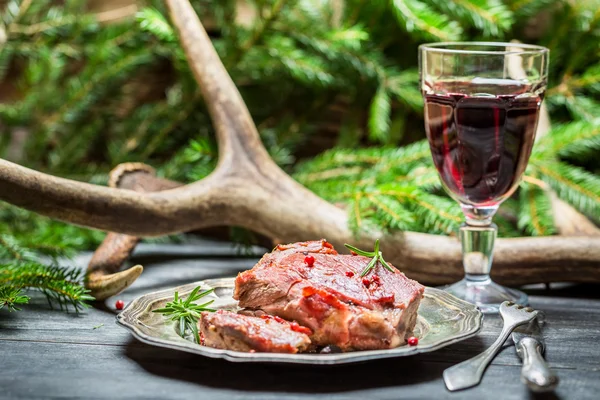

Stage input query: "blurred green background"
[{"left": 0, "top": 0, "right": 599, "bottom": 247}]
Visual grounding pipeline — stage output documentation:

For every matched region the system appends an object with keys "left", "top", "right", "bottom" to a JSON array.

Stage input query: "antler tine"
[{"left": 86, "top": 163, "right": 185, "bottom": 299}]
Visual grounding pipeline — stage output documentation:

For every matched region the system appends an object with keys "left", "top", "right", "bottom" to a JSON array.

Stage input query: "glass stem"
[{"left": 459, "top": 222, "right": 497, "bottom": 283}]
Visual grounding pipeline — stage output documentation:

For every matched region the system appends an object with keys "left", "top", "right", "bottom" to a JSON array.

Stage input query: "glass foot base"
[{"left": 442, "top": 278, "right": 528, "bottom": 314}]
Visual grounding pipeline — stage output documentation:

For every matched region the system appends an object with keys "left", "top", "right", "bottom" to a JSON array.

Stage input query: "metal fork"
[{"left": 443, "top": 301, "right": 539, "bottom": 391}]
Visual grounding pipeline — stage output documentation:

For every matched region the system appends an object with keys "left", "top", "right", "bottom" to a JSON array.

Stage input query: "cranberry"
[
  {"left": 362, "top": 278, "right": 371, "bottom": 287},
  {"left": 323, "top": 241, "right": 334, "bottom": 249},
  {"left": 345, "top": 271, "right": 355, "bottom": 277},
  {"left": 304, "top": 255, "right": 315, "bottom": 267},
  {"left": 407, "top": 336, "right": 419, "bottom": 346},
  {"left": 350, "top": 251, "right": 357, "bottom": 256},
  {"left": 115, "top": 300, "right": 124, "bottom": 310}
]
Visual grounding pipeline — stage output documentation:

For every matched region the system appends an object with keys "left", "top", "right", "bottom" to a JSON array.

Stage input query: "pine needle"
[{"left": 518, "top": 182, "right": 557, "bottom": 236}]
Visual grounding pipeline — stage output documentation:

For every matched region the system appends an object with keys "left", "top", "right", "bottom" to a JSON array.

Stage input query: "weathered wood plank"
[{"left": 1, "top": 340, "right": 598, "bottom": 400}]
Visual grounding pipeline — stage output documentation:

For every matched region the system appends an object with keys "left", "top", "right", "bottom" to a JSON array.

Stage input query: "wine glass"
[{"left": 418, "top": 42, "right": 549, "bottom": 313}]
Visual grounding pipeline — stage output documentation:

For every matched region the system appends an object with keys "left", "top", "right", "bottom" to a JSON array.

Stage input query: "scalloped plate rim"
[{"left": 116, "top": 278, "right": 483, "bottom": 365}]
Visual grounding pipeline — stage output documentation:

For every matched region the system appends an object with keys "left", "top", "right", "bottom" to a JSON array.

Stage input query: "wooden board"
[{"left": 1, "top": 241, "right": 599, "bottom": 399}]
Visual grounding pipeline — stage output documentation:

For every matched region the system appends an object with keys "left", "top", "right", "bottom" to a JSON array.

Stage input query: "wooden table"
[{"left": 2, "top": 240, "right": 599, "bottom": 399}]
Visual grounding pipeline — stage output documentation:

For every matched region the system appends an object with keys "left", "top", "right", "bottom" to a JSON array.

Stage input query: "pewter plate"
[{"left": 117, "top": 278, "right": 482, "bottom": 364}]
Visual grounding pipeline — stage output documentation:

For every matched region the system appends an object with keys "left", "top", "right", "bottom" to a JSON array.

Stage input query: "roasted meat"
[
  {"left": 234, "top": 239, "right": 424, "bottom": 351},
  {"left": 199, "top": 310, "right": 311, "bottom": 353}
]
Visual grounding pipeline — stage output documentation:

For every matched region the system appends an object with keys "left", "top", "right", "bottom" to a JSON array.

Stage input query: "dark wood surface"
[{"left": 1, "top": 240, "right": 599, "bottom": 400}]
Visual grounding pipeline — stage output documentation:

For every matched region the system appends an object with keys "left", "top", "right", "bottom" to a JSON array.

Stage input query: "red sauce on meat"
[
  {"left": 260, "top": 314, "right": 287, "bottom": 324},
  {"left": 375, "top": 293, "right": 395, "bottom": 304},
  {"left": 290, "top": 321, "right": 313, "bottom": 336},
  {"left": 302, "top": 286, "right": 345, "bottom": 310}
]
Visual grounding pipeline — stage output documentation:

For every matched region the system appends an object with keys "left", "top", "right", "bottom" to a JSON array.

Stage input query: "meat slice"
[
  {"left": 234, "top": 239, "right": 424, "bottom": 351},
  {"left": 199, "top": 310, "right": 311, "bottom": 353}
]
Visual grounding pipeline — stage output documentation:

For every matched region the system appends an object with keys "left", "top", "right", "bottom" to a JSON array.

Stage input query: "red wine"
[{"left": 424, "top": 81, "right": 541, "bottom": 206}]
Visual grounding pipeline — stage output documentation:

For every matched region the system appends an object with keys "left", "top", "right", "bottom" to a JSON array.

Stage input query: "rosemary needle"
[
  {"left": 153, "top": 286, "right": 216, "bottom": 343},
  {"left": 344, "top": 239, "right": 395, "bottom": 277}
]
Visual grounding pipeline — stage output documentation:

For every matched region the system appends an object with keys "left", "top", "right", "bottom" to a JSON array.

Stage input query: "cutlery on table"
[
  {"left": 443, "top": 301, "right": 539, "bottom": 391},
  {"left": 512, "top": 317, "right": 559, "bottom": 392}
]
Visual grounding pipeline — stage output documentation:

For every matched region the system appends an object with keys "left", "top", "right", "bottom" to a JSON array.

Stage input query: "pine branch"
[
  {"left": 266, "top": 35, "right": 336, "bottom": 88},
  {"left": 0, "top": 224, "right": 95, "bottom": 313},
  {"left": 363, "top": 191, "right": 415, "bottom": 231},
  {"left": 387, "top": 69, "right": 423, "bottom": 112},
  {"left": 507, "top": 0, "right": 558, "bottom": 19},
  {"left": 0, "top": 262, "right": 94, "bottom": 312},
  {"left": 518, "top": 181, "right": 557, "bottom": 236},
  {"left": 389, "top": 0, "right": 463, "bottom": 41},
  {"left": 137, "top": 7, "right": 175, "bottom": 42},
  {"left": 0, "top": 285, "right": 29, "bottom": 312},
  {"left": 427, "top": 0, "right": 513, "bottom": 37},
  {"left": 537, "top": 119, "right": 600, "bottom": 160},
  {"left": 160, "top": 138, "right": 217, "bottom": 182},
  {"left": 536, "top": 162, "right": 600, "bottom": 221},
  {"left": 368, "top": 85, "right": 391, "bottom": 142},
  {"left": 392, "top": 187, "right": 462, "bottom": 234}
]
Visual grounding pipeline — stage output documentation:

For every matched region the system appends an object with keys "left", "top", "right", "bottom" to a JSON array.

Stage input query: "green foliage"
[
  {"left": 0, "top": 0, "right": 598, "bottom": 274},
  {"left": 153, "top": 286, "right": 216, "bottom": 344},
  {"left": 0, "top": 231, "right": 95, "bottom": 312},
  {"left": 0, "top": 286, "right": 29, "bottom": 311},
  {"left": 295, "top": 140, "right": 465, "bottom": 235},
  {"left": 427, "top": 0, "right": 514, "bottom": 37},
  {"left": 517, "top": 182, "right": 556, "bottom": 236},
  {"left": 535, "top": 162, "right": 600, "bottom": 221},
  {"left": 389, "top": 0, "right": 463, "bottom": 41},
  {"left": 369, "top": 85, "right": 392, "bottom": 142}
]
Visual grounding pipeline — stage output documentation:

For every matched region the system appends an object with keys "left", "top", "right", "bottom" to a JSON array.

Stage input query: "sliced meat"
[
  {"left": 234, "top": 239, "right": 424, "bottom": 351},
  {"left": 199, "top": 310, "right": 311, "bottom": 353}
]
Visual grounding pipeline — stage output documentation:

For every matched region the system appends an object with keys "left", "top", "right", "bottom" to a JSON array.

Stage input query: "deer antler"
[
  {"left": 86, "top": 163, "right": 184, "bottom": 299},
  {"left": 1, "top": 0, "right": 599, "bottom": 300}
]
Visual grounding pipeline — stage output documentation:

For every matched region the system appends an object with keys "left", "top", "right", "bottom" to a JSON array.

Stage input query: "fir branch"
[
  {"left": 137, "top": 7, "right": 175, "bottom": 42},
  {"left": 518, "top": 181, "right": 557, "bottom": 236},
  {"left": 46, "top": 47, "right": 154, "bottom": 129},
  {"left": 427, "top": 0, "right": 513, "bottom": 37},
  {"left": 266, "top": 35, "right": 335, "bottom": 88},
  {"left": 394, "top": 188, "right": 462, "bottom": 234},
  {"left": 241, "top": 0, "right": 287, "bottom": 52},
  {"left": 538, "top": 119, "right": 600, "bottom": 160},
  {"left": 0, "top": 285, "right": 29, "bottom": 312},
  {"left": 387, "top": 69, "right": 423, "bottom": 112},
  {"left": 140, "top": 94, "right": 201, "bottom": 159},
  {"left": 368, "top": 85, "right": 391, "bottom": 142},
  {"left": 548, "top": 93, "right": 600, "bottom": 122},
  {"left": 507, "top": 0, "right": 558, "bottom": 19},
  {"left": 363, "top": 192, "right": 415, "bottom": 231},
  {"left": 9, "top": 13, "right": 96, "bottom": 37},
  {"left": 0, "top": 262, "right": 94, "bottom": 312},
  {"left": 537, "top": 162, "right": 600, "bottom": 221},
  {"left": 389, "top": 0, "right": 463, "bottom": 41}
]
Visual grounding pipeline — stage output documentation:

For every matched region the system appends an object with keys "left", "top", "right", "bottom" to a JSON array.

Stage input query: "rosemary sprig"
[
  {"left": 344, "top": 239, "right": 394, "bottom": 277},
  {"left": 152, "top": 286, "right": 216, "bottom": 343}
]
